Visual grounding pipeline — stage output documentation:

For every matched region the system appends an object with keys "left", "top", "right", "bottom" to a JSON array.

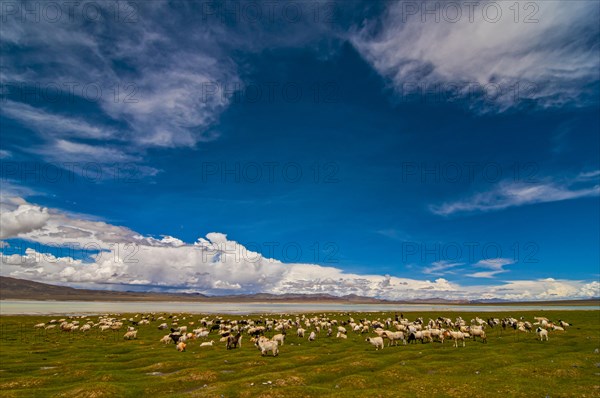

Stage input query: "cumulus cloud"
[
  {"left": 351, "top": 1, "right": 600, "bottom": 111},
  {"left": 1, "top": 196, "right": 597, "bottom": 300},
  {"left": 430, "top": 172, "right": 600, "bottom": 216},
  {"left": 0, "top": 201, "right": 50, "bottom": 239},
  {"left": 472, "top": 278, "right": 599, "bottom": 301}
]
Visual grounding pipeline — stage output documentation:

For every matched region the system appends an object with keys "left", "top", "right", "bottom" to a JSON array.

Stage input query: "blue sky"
[{"left": 1, "top": 1, "right": 599, "bottom": 300}]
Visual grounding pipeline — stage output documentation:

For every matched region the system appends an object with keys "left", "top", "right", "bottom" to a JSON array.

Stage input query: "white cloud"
[
  {"left": 0, "top": 2, "right": 239, "bottom": 171},
  {"left": 472, "top": 278, "right": 598, "bottom": 300},
  {"left": 431, "top": 173, "right": 600, "bottom": 216},
  {"left": 351, "top": 1, "right": 600, "bottom": 111},
  {"left": 1, "top": 196, "right": 597, "bottom": 300},
  {"left": 0, "top": 202, "right": 50, "bottom": 239},
  {"left": 1, "top": 101, "right": 116, "bottom": 140},
  {"left": 466, "top": 258, "right": 514, "bottom": 278},
  {"left": 423, "top": 260, "right": 464, "bottom": 275}
]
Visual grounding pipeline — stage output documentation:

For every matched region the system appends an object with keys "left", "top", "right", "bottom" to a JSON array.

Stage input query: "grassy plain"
[{"left": 1, "top": 310, "right": 599, "bottom": 397}]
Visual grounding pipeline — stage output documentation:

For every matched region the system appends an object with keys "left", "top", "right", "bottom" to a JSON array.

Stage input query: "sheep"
[
  {"left": 297, "top": 328, "right": 305, "bottom": 338},
  {"left": 365, "top": 336, "right": 384, "bottom": 350},
  {"left": 469, "top": 328, "right": 487, "bottom": 343},
  {"left": 160, "top": 335, "right": 173, "bottom": 344},
  {"left": 428, "top": 328, "right": 445, "bottom": 343},
  {"left": 559, "top": 320, "right": 571, "bottom": 328},
  {"left": 195, "top": 330, "right": 209, "bottom": 338},
  {"left": 45, "top": 325, "right": 56, "bottom": 331},
  {"left": 272, "top": 333, "right": 285, "bottom": 346},
  {"left": 158, "top": 323, "right": 168, "bottom": 330},
  {"left": 247, "top": 326, "right": 266, "bottom": 336},
  {"left": 420, "top": 330, "right": 434, "bottom": 343},
  {"left": 337, "top": 326, "right": 347, "bottom": 334},
  {"left": 536, "top": 327, "right": 548, "bottom": 341},
  {"left": 408, "top": 331, "right": 431, "bottom": 344},
  {"left": 199, "top": 341, "right": 214, "bottom": 347},
  {"left": 110, "top": 322, "right": 123, "bottom": 331},
  {"left": 552, "top": 325, "right": 565, "bottom": 331},
  {"left": 123, "top": 330, "right": 137, "bottom": 340},
  {"left": 308, "top": 331, "right": 316, "bottom": 341},
  {"left": 382, "top": 331, "right": 406, "bottom": 346},
  {"left": 336, "top": 332, "right": 348, "bottom": 339},
  {"left": 60, "top": 322, "right": 74, "bottom": 332},
  {"left": 34, "top": 323, "right": 45, "bottom": 329},
  {"left": 80, "top": 324, "right": 91, "bottom": 332},
  {"left": 176, "top": 342, "right": 186, "bottom": 352},
  {"left": 443, "top": 330, "right": 466, "bottom": 347},
  {"left": 255, "top": 338, "right": 279, "bottom": 356}
]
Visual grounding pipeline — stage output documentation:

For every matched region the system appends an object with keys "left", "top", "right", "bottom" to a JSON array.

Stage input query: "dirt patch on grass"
[
  {"left": 142, "top": 362, "right": 180, "bottom": 374},
  {"left": 70, "top": 369, "right": 89, "bottom": 378},
  {"left": 336, "top": 374, "right": 371, "bottom": 389},
  {"left": 295, "top": 356, "right": 316, "bottom": 362},
  {"left": 181, "top": 371, "right": 218, "bottom": 382},
  {"left": 380, "top": 368, "right": 412, "bottom": 380},
  {"left": 54, "top": 385, "right": 122, "bottom": 398},
  {"left": 0, "top": 378, "right": 43, "bottom": 389},
  {"left": 274, "top": 375, "right": 305, "bottom": 386},
  {"left": 248, "top": 361, "right": 268, "bottom": 366},
  {"left": 144, "top": 362, "right": 165, "bottom": 371}
]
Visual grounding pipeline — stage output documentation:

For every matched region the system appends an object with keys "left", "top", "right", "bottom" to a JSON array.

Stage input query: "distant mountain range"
[{"left": 1, "top": 277, "right": 598, "bottom": 305}]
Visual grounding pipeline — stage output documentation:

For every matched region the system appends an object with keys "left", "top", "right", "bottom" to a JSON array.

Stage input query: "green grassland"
[{"left": 1, "top": 310, "right": 599, "bottom": 397}]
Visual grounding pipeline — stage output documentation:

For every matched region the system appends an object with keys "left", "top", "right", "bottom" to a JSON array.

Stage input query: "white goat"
[
  {"left": 536, "top": 327, "right": 548, "bottom": 341},
  {"left": 443, "top": 330, "right": 466, "bottom": 347},
  {"left": 382, "top": 331, "right": 406, "bottom": 346},
  {"left": 272, "top": 333, "right": 285, "bottom": 346},
  {"left": 365, "top": 336, "right": 384, "bottom": 350},
  {"left": 255, "top": 338, "right": 279, "bottom": 356}
]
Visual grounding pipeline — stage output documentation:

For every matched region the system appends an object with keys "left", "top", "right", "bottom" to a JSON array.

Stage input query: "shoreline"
[{"left": 1, "top": 299, "right": 598, "bottom": 316}]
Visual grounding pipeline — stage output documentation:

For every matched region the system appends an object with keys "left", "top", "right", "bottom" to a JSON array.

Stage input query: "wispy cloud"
[
  {"left": 467, "top": 258, "right": 514, "bottom": 278},
  {"left": 430, "top": 172, "right": 600, "bottom": 216},
  {"left": 1, "top": 101, "right": 117, "bottom": 140},
  {"left": 351, "top": 1, "right": 600, "bottom": 111},
  {"left": 0, "top": 1, "right": 338, "bottom": 159},
  {"left": 374, "top": 228, "right": 409, "bottom": 241},
  {"left": 0, "top": 2, "right": 239, "bottom": 165},
  {"left": 423, "top": 260, "right": 464, "bottom": 276}
]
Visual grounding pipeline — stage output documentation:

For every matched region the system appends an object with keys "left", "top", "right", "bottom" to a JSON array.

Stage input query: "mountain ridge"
[{"left": 1, "top": 276, "right": 597, "bottom": 305}]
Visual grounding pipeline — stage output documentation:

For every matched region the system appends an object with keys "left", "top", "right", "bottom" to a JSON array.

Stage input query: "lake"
[{"left": 1, "top": 300, "right": 598, "bottom": 315}]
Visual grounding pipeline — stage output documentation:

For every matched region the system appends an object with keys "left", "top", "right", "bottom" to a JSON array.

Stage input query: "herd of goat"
[{"left": 33, "top": 313, "right": 570, "bottom": 355}]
